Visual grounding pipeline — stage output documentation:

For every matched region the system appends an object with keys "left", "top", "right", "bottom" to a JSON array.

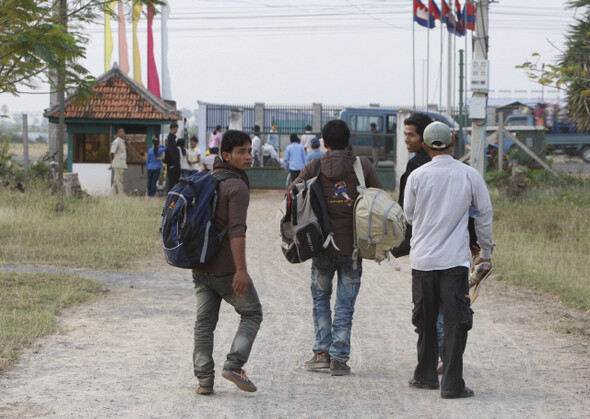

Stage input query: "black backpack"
[
  {"left": 279, "top": 162, "right": 337, "bottom": 263},
  {"left": 161, "top": 171, "right": 238, "bottom": 268}
]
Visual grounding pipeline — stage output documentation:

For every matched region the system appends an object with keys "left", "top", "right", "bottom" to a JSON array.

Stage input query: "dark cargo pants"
[
  {"left": 411, "top": 266, "right": 472, "bottom": 395},
  {"left": 192, "top": 272, "right": 263, "bottom": 386}
]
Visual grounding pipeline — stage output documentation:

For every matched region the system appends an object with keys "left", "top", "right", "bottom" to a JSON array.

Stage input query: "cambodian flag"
[
  {"left": 429, "top": 0, "right": 442, "bottom": 21},
  {"left": 463, "top": 0, "right": 476, "bottom": 31},
  {"left": 455, "top": 0, "right": 466, "bottom": 35},
  {"left": 414, "top": 0, "right": 434, "bottom": 28},
  {"left": 442, "top": 0, "right": 464, "bottom": 36}
]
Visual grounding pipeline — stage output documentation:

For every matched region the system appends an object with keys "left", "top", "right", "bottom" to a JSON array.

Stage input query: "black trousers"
[
  {"left": 166, "top": 169, "right": 180, "bottom": 193},
  {"left": 411, "top": 266, "right": 472, "bottom": 394}
]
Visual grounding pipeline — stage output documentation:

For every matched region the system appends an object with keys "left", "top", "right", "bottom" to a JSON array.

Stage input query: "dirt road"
[{"left": 1, "top": 191, "right": 589, "bottom": 418}]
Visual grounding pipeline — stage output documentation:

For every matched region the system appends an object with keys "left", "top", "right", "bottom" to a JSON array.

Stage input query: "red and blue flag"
[
  {"left": 414, "top": 0, "right": 435, "bottom": 28},
  {"left": 463, "top": 0, "right": 476, "bottom": 31}
]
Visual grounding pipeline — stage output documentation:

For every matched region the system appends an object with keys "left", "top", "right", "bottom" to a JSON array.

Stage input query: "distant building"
[{"left": 44, "top": 64, "right": 181, "bottom": 194}]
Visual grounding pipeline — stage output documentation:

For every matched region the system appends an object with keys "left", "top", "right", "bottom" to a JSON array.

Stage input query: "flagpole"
[
  {"left": 446, "top": 2, "right": 453, "bottom": 114},
  {"left": 439, "top": 9, "right": 443, "bottom": 112},
  {"left": 413, "top": 7, "right": 416, "bottom": 110},
  {"left": 427, "top": 1, "right": 430, "bottom": 109}
]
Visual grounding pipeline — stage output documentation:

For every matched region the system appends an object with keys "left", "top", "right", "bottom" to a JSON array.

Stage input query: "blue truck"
[
  {"left": 338, "top": 107, "right": 459, "bottom": 162},
  {"left": 493, "top": 114, "right": 590, "bottom": 163}
]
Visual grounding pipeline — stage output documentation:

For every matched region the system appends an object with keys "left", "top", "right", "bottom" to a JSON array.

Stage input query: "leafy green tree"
[
  {"left": 517, "top": 0, "right": 590, "bottom": 132},
  {"left": 0, "top": 0, "right": 161, "bottom": 99}
]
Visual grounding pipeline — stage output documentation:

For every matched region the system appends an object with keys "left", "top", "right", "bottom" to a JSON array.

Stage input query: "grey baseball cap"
[{"left": 423, "top": 121, "right": 452, "bottom": 149}]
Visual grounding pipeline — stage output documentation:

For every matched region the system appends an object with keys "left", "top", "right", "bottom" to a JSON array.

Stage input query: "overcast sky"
[{"left": 0, "top": 0, "right": 579, "bottom": 114}]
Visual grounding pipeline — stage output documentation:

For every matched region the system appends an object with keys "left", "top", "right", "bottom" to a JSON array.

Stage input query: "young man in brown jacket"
[
  {"left": 291, "top": 120, "right": 383, "bottom": 376},
  {"left": 191, "top": 130, "right": 263, "bottom": 395}
]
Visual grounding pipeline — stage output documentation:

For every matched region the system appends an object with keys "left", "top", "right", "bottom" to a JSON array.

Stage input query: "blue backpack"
[{"left": 161, "top": 171, "right": 239, "bottom": 268}]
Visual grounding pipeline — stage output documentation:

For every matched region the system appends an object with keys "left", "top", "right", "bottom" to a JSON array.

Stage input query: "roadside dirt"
[{"left": 1, "top": 190, "right": 589, "bottom": 418}]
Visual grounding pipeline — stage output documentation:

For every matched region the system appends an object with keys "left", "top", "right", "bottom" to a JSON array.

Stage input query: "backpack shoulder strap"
[
  {"left": 353, "top": 156, "right": 366, "bottom": 189},
  {"left": 212, "top": 171, "right": 240, "bottom": 182}
]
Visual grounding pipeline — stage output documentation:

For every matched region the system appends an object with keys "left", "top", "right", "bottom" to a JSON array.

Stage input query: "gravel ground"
[{"left": 1, "top": 190, "right": 589, "bottom": 418}]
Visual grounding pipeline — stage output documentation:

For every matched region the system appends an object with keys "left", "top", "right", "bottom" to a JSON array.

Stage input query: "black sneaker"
[
  {"left": 195, "top": 383, "right": 213, "bottom": 395},
  {"left": 221, "top": 368, "right": 257, "bottom": 392},
  {"left": 304, "top": 352, "right": 330, "bottom": 370},
  {"left": 330, "top": 359, "right": 351, "bottom": 376}
]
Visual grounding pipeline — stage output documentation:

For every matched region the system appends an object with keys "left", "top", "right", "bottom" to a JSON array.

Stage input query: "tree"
[
  {"left": 0, "top": 0, "right": 162, "bottom": 99},
  {"left": 517, "top": 0, "right": 590, "bottom": 132}
]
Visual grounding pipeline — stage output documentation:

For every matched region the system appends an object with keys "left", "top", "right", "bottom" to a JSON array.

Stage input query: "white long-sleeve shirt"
[{"left": 404, "top": 155, "right": 494, "bottom": 271}]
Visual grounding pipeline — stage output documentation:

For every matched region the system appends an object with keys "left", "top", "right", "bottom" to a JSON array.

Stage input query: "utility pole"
[
  {"left": 469, "top": 0, "right": 490, "bottom": 176},
  {"left": 458, "top": 49, "right": 464, "bottom": 155}
]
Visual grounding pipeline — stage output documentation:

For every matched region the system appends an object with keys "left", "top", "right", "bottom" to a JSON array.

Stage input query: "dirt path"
[{"left": 1, "top": 191, "right": 589, "bottom": 418}]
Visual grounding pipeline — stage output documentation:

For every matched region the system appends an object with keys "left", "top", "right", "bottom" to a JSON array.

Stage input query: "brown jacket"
[
  {"left": 192, "top": 157, "right": 250, "bottom": 273},
  {"left": 291, "top": 150, "right": 383, "bottom": 256}
]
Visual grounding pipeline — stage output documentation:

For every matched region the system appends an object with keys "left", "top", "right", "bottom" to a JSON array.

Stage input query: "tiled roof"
[{"left": 45, "top": 67, "right": 181, "bottom": 121}]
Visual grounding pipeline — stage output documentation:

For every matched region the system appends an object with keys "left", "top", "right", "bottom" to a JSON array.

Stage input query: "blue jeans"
[
  {"left": 147, "top": 169, "right": 160, "bottom": 196},
  {"left": 192, "top": 272, "right": 263, "bottom": 386},
  {"left": 310, "top": 254, "right": 362, "bottom": 362}
]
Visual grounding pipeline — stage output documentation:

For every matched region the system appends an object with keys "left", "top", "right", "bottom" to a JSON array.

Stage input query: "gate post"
[
  {"left": 312, "top": 103, "right": 322, "bottom": 134},
  {"left": 254, "top": 102, "right": 265, "bottom": 131}
]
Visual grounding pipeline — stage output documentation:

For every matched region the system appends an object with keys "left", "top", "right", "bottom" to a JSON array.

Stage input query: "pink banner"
[
  {"left": 118, "top": 1, "right": 129, "bottom": 74},
  {"left": 147, "top": 5, "right": 161, "bottom": 97}
]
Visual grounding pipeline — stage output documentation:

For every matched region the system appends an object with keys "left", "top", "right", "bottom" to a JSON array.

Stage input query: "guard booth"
[{"left": 44, "top": 66, "right": 181, "bottom": 194}]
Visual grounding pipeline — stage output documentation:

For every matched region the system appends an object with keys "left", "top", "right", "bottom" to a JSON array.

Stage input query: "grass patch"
[
  {"left": 491, "top": 175, "right": 590, "bottom": 311},
  {"left": 0, "top": 272, "right": 102, "bottom": 373},
  {"left": 0, "top": 185, "right": 163, "bottom": 270}
]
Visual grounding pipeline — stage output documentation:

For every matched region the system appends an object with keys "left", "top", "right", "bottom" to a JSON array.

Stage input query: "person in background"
[
  {"left": 267, "top": 122, "right": 280, "bottom": 152},
  {"left": 163, "top": 122, "right": 180, "bottom": 192},
  {"left": 370, "top": 122, "right": 380, "bottom": 168},
  {"left": 251, "top": 125, "right": 262, "bottom": 167},
  {"left": 301, "top": 125, "right": 315, "bottom": 153},
  {"left": 109, "top": 126, "right": 127, "bottom": 195},
  {"left": 262, "top": 140, "right": 281, "bottom": 167},
  {"left": 305, "top": 137, "right": 324, "bottom": 164},
  {"left": 177, "top": 138, "right": 190, "bottom": 178},
  {"left": 283, "top": 133, "right": 306, "bottom": 180},
  {"left": 209, "top": 125, "right": 222, "bottom": 155},
  {"left": 187, "top": 136, "right": 201, "bottom": 175},
  {"left": 146, "top": 137, "right": 163, "bottom": 197}
]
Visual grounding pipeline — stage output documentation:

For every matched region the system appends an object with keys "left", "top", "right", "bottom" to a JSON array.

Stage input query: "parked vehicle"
[
  {"left": 492, "top": 114, "right": 590, "bottom": 163},
  {"left": 338, "top": 107, "right": 461, "bottom": 163}
]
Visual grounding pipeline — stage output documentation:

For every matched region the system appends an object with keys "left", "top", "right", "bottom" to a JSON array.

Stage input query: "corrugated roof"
[{"left": 44, "top": 66, "right": 182, "bottom": 121}]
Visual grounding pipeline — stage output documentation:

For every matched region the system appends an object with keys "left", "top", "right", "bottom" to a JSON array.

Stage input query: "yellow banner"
[{"left": 104, "top": 1, "right": 116, "bottom": 72}]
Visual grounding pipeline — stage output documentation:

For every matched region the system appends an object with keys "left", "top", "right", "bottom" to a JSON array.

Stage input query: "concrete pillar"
[
  {"left": 312, "top": 103, "right": 322, "bottom": 134},
  {"left": 229, "top": 108, "right": 244, "bottom": 130},
  {"left": 396, "top": 109, "right": 412, "bottom": 189},
  {"left": 254, "top": 102, "right": 265, "bottom": 131}
]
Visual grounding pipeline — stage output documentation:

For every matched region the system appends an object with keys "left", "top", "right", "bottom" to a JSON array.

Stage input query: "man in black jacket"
[
  {"left": 392, "top": 113, "right": 433, "bottom": 257},
  {"left": 163, "top": 121, "right": 180, "bottom": 192}
]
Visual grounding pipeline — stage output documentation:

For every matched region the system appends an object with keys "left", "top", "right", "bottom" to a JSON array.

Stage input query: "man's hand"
[
  {"left": 474, "top": 258, "right": 491, "bottom": 266},
  {"left": 232, "top": 271, "right": 250, "bottom": 296}
]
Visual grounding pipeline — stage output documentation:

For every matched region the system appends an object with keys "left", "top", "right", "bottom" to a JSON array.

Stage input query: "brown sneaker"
[
  {"left": 195, "top": 383, "right": 213, "bottom": 395},
  {"left": 330, "top": 359, "right": 351, "bottom": 376},
  {"left": 304, "top": 352, "right": 330, "bottom": 370},
  {"left": 221, "top": 368, "right": 257, "bottom": 392}
]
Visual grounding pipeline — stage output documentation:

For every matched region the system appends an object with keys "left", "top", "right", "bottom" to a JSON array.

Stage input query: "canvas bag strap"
[{"left": 352, "top": 157, "right": 366, "bottom": 190}]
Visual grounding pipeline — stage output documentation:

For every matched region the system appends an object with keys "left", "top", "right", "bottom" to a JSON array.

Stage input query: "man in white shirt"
[
  {"left": 404, "top": 122, "right": 494, "bottom": 399},
  {"left": 300, "top": 125, "right": 315, "bottom": 153},
  {"left": 109, "top": 126, "right": 127, "bottom": 195}
]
